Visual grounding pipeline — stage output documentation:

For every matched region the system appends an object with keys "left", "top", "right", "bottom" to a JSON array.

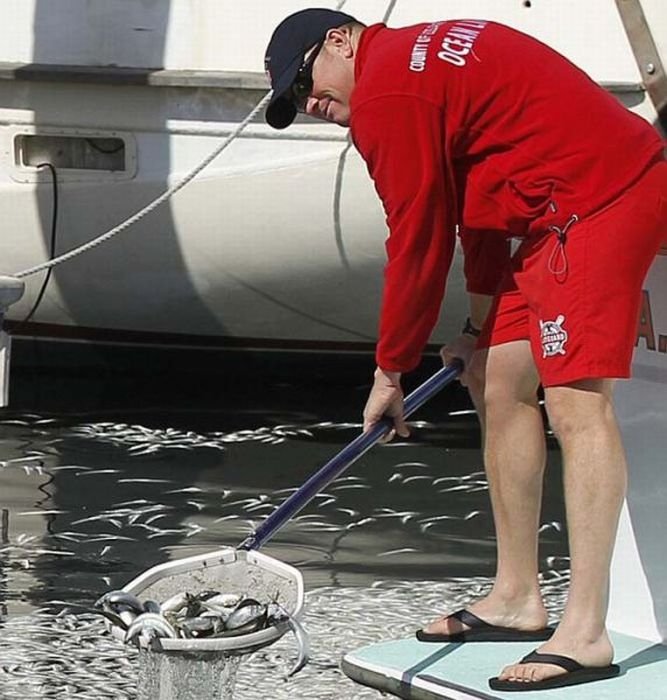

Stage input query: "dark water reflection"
[{"left": 0, "top": 357, "right": 568, "bottom": 697}]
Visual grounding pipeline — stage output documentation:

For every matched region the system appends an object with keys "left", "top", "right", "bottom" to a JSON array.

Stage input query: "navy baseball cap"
[{"left": 264, "top": 8, "right": 357, "bottom": 129}]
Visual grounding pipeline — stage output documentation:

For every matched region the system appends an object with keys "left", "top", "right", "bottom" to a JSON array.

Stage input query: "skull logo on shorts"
[{"left": 539, "top": 315, "right": 568, "bottom": 357}]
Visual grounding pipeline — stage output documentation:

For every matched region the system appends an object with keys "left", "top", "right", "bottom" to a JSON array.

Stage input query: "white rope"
[
  {"left": 14, "top": 91, "right": 273, "bottom": 279},
  {"left": 14, "top": 0, "right": 396, "bottom": 280}
]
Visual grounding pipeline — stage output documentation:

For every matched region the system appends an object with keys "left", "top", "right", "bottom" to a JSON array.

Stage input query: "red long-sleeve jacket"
[{"left": 349, "top": 21, "right": 664, "bottom": 372}]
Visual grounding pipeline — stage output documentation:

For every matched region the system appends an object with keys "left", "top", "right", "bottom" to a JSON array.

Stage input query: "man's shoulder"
[{"left": 352, "top": 23, "right": 444, "bottom": 111}]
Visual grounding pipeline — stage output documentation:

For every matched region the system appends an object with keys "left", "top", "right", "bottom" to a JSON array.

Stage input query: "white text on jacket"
[{"left": 437, "top": 21, "right": 488, "bottom": 67}]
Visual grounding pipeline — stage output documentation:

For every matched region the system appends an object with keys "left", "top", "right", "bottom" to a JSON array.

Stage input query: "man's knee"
[
  {"left": 484, "top": 379, "right": 538, "bottom": 417},
  {"left": 544, "top": 379, "right": 616, "bottom": 441},
  {"left": 481, "top": 361, "right": 540, "bottom": 413},
  {"left": 477, "top": 341, "right": 540, "bottom": 408}
]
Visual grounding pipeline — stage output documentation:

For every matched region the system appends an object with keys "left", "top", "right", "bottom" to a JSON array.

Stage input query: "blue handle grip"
[{"left": 238, "top": 359, "right": 463, "bottom": 551}]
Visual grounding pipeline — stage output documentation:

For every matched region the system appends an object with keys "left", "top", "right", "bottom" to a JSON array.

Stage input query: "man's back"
[{"left": 351, "top": 20, "right": 663, "bottom": 237}]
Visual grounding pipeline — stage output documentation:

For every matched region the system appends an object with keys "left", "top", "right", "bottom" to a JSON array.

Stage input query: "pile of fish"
[{"left": 90, "top": 588, "right": 309, "bottom": 676}]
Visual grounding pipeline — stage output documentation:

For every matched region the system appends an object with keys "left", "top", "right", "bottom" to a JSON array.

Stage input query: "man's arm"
[
  {"left": 352, "top": 94, "right": 457, "bottom": 374},
  {"left": 351, "top": 94, "right": 456, "bottom": 435}
]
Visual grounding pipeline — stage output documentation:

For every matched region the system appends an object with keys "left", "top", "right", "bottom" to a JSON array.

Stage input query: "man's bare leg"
[
  {"left": 497, "top": 378, "right": 625, "bottom": 683},
  {"left": 423, "top": 339, "right": 549, "bottom": 635}
]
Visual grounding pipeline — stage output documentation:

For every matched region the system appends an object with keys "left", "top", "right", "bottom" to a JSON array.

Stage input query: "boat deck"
[{"left": 342, "top": 631, "right": 667, "bottom": 699}]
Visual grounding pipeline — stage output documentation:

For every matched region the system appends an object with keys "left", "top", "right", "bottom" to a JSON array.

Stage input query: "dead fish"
[
  {"left": 125, "top": 612, "right": 177, "bottom": 646},
  {"left": 198, "top": 603, "right": 234, "bottom": 621},
  {"left": 95, "top": 590, "right": 145, "bottom": 627},
  {"left": 178, "top": 616, "right": 224, "bottom": 638},
  {"left": 267, "top": 603, "right": 310, "bottom": 677},
  {"left": 143, "top": 599, "right": 161, "bottom": 614},
  {"left": 157, "top": 589, "right": 207, "bottom": 619},
  {"left": 221, "top": 598, "right": 267, "bottom": 637},
  {"left": 61, "top": 604, "right": 130, "bottom": 631},
  {"left": 95, "top": 590, "right": 144, "bottom": 615},
  {"left": 160, "top": 591, "right": 189, "bottom": 615},
  {"left": 203, "top": 593, "right": 240, "bottom": 609}
]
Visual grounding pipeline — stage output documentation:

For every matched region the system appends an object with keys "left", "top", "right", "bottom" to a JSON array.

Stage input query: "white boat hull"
[
  {"left": 610, "top": 249, "right": 667, "bottom": 643},
  {"left": 0, "top": 1, "right": 663, "bottom": 353}
]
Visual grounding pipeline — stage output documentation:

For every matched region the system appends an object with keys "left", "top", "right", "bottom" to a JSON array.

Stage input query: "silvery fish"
[
  {"left": 267, "top": 602, "right": 310, "bottom": 677},
  {"left": 142, "top": 599, "right": 161, "bottom": 614},
  {"left": 221, "top": 598, "right": 267, "bottom": 637},
  {"left": 62, "top": 604, "right": 131, "bottom": 631},
  {"left": 203, "top": 592, "right": 241, "bottom": 608},
  {"left": 95, "top": 590, "right": 144, "bottom": 615},
  {"left": 178, "top": 615, "right": 224, "bottom": 638},
  {"left": 125, "top": 612, "right": 177, "bottom": 646},
  {"left": 159, "top": 591, "right": 189, "bottom": 615}
]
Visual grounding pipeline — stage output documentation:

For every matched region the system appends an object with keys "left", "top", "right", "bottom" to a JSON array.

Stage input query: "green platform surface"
[{"left": 342, "top": 631, "right": 667, "bottom": 700}]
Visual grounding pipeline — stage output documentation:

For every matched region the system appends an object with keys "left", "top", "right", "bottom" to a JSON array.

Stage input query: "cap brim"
[
  {"left": 266, "top": 95, "right": 298, "bottom": 129},
  {"left": 265, "top": 53, "right": 303, "bottom": 129}
]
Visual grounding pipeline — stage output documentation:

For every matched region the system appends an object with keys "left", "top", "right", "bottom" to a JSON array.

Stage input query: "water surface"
[{"left": 0, "top": 361, "right": 568, "bottom": 698}]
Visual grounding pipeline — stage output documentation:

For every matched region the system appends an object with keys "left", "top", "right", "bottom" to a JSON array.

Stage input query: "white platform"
[{"left": 342, "top": 632, "right": 667, "bottom": 700}]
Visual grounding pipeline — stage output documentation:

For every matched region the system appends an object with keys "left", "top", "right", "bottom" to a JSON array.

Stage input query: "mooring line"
[
  {"left": 13, "top": 0, "right": 396, "bottom": 280},
  {"left": 13, "top": 92, "right": 272, "bottom": 279}
]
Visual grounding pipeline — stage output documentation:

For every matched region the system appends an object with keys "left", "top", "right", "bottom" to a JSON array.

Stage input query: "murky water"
[{"left": 0, "top": 362, "right": 568, "bottom": 698}]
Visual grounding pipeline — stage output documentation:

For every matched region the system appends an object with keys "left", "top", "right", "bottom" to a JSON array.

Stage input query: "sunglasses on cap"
[{"left": 290, "top": 41, "right": 324, "bottom": 112}]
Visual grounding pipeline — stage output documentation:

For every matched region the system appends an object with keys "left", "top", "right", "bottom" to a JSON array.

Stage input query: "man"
[{"left": 264, "top": 8, "right": 667, "bottom": 692}]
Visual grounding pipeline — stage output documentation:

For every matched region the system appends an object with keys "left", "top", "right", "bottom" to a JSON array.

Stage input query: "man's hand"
[
  {"left": 440, "top": 333, "right": 478, "bottom": 386},
  {"left": 362, "top": 367, "right": 410, "bottom": 442}
]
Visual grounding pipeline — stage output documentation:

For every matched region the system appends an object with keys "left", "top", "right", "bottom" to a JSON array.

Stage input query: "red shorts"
[{"left": 478, "top": 158, "right": 667, "bottom": 387}]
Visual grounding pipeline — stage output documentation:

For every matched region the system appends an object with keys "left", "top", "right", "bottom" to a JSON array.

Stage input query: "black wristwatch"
[{"left": 462, "top": 317, "right": 481, "bottom": 337}]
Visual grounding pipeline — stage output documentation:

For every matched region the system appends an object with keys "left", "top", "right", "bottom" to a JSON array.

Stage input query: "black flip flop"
[
  {"left": 415, "top": 609, "right": 555, "bottom": 643},
  {"left": 488, "top": 650, "right": 621, "bottom": 691}
]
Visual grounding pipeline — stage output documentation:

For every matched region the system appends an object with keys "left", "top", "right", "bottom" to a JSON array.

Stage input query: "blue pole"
[{"left": 239, "top": 360, "right": 463, "bottom": 551}]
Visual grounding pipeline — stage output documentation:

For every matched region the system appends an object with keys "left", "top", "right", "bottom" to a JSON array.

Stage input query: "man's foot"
[
  {"left": 489, "top": 651, "right": 620, "bottom": 691},
  {"left": 416, "top": 609, "right": 554, "bottom": 642},
  {"left": 418, "top": 593, "right": 549, "bottom": 642},
  {"left": 490, "top": 629, "right": 616, "bottom": 689}
]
